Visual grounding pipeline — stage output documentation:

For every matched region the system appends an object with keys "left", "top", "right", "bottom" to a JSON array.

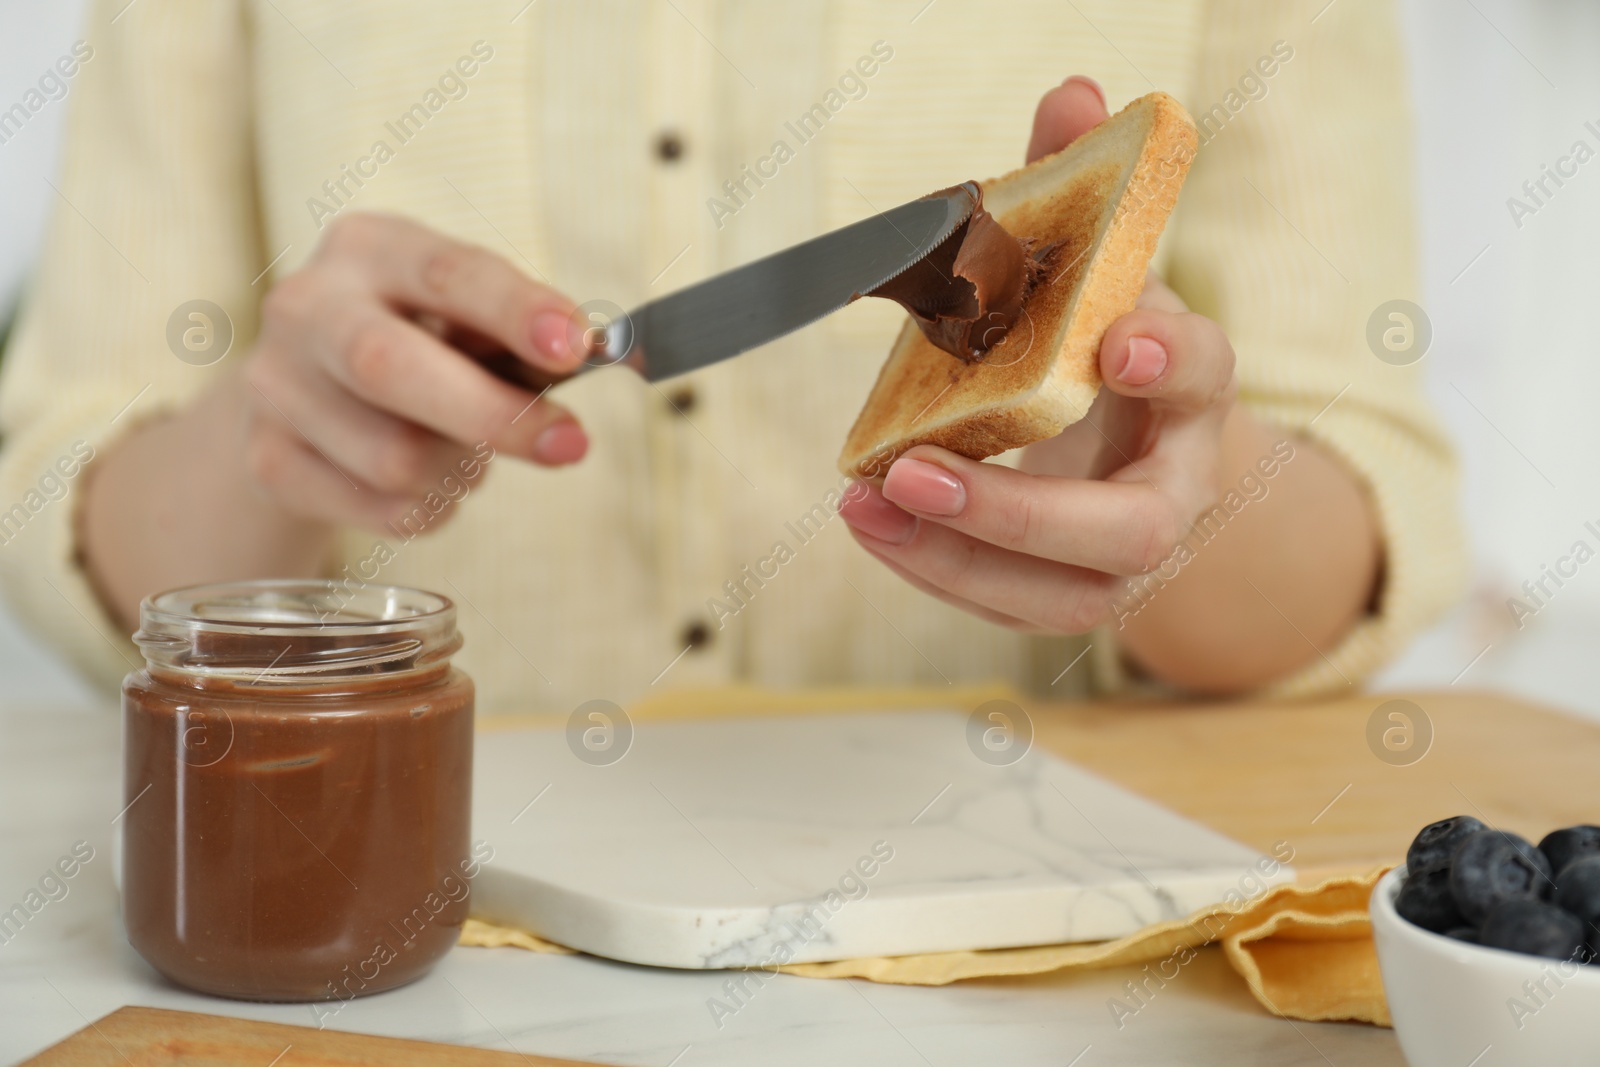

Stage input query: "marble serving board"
[{"left": 470, "top": 708, "right": 1291, "bottom": 969}]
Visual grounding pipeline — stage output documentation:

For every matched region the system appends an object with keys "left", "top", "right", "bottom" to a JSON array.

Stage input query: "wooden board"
[
  {"left": 1038, "top": 689, "right": 1600, "bottom": 880},
  {"left": 20, "top": 1006, "right": 596, "bottom": 1066}
]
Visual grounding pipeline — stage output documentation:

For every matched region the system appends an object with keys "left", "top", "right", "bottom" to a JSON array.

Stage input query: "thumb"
[{"left": 1026, "top": 76, "right": 1109, "bottom": 163}]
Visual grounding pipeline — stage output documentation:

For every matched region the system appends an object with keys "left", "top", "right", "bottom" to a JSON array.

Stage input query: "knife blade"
[{"left": 486, "top": 182, "right": 978, "bottom": 389}]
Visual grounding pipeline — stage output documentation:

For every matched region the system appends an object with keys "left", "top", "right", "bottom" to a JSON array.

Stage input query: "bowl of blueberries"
[{"left": 1372, "top": 816, "right": 1600, "bottom": 1067}]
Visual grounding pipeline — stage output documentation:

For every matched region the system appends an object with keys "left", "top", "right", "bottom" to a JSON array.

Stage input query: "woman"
[{"left": 0, "top": 0, "right": 1463, "bottom": 712}]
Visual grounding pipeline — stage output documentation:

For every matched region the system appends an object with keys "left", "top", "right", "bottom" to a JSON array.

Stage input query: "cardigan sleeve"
[{"left": 1160, "top": 0, "right": 1468, "bottom": 695}]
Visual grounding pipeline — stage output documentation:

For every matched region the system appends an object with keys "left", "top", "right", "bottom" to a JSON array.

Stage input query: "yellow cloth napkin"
[
  {"left": 465, "top": 685, "right": 1392, "bottom": 1026},
  {"left": 460, "top": 866, "right": 1390, "bottom": 1026}
]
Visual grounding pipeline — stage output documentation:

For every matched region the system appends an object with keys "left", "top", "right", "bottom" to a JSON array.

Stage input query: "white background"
[{"left": 1, "top": 0, "right": 1597, "bottom": 714}]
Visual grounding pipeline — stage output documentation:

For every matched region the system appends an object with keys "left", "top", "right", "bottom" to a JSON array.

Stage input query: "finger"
[
  {"left": 1027, "top": 75, "right": 1109, "bottom": 163},
  {"left": 248, "top": 359, "right": 482, "bottom": 496},
  {"left": 878, "top": 447, "right": 1183, "bottom": 575},
  {"left": 321, "top": 213, "right": 583, "bottom": 375},
  {"left": 841, "top": 485, "right": 1117, "bottom": 633},
  {"left": 243, "top": 418, "right": 419, "bottom": 531},
  {"left": 1099, "top": 308, "right": 1237, "bottom": 411},
  {"left": 1103, "top": 400, "right": 1227, "bottom": 515},
  {"left": 846, "top": 526, "right": 1048, "bottom": 633},
  {"left": 320, "top": 306, "right": 589, "bottom": 466}
]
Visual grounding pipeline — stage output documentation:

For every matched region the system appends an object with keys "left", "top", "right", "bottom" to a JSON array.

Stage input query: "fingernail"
[
  {"left": 530, "top": 310, "right": 579, "bottom": 367},
  {"left": 882, "top": 458, "right": 966, "bottom": 517},
  {"left": 839, "top": 481, "right": 918, "bottom": 546},
  {"left": 534, "top": 421, "right": 588, "bottom": 464},
  {"left": 1118, "top": 336, "right": 1167, "bottom": 386},
  {"left": 1065, "top": 75, "right": 1106, "bottom": 109}
]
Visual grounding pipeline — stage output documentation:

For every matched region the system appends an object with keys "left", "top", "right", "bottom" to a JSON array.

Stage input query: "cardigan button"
[
  {"left": 665, "top": 385, "right": 697, "bottom": 416},
  {"left": 653, "top": 130, "right": 686, "bottom": 163},
  {"left": 679, "top": 619, "right": 711, "bottom": 651}
]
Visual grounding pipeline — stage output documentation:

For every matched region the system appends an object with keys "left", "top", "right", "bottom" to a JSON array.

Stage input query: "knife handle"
[
  {"left": 478, "top": 351, "right": 581, "bottom": 393},
  {"left": 479, "top": 305, "right": 639, "bottom": 392}
]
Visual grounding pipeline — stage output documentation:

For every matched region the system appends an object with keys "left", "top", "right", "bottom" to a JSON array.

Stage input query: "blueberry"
[
  {"left": 1539, "top": 825, "right": 1600, "bottom": 877},
  {"left": 1449, "top": 830, "right": 1552, "bottom": 924},
  {"left": 1480, "top": 899, "right": 1587, "bottom": 961},
  {"left": 1554, "top": 855, "right": 1600, "bottom": 933},
  {"left": 1443, "top": 926, "right": 1479, "bottom": 944},
  {"left": 1395, "top": 864, "right": 1464, "bottom": 932},
  {"left": 1406, "top": 815, "right": 1486, "bottom": 874}
]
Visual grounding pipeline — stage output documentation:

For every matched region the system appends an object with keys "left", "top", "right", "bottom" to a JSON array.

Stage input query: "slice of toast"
[{"left": 838, "top": 92, "right": 1197, "bottom": 478}]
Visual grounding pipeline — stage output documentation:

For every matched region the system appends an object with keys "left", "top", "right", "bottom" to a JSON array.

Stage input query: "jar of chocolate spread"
[{"left": 121, "top": 580, "right": 475, "bottom": 1002}]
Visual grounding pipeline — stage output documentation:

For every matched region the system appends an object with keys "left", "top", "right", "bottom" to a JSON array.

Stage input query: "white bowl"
[{"left": 1371, "top": 866, "right": 1600, "bottom": 1066}]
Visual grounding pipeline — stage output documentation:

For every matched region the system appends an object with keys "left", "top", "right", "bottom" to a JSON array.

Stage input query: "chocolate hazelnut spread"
[
  {"left": 121, "top": 581, "right": 475, "bottom": 1002},
  {"left": 867, "top": 183, "right": 1049, "bottom": 362}
]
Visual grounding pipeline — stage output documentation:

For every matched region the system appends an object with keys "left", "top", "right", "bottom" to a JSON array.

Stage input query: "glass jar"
[{"left": 121, "top": 580, "right": 475, "bottom": 1002}]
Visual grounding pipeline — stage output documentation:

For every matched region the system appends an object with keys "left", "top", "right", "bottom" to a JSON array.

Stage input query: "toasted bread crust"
[{"left": 840, "top": 93, "right": 1198, "bottom": 479}]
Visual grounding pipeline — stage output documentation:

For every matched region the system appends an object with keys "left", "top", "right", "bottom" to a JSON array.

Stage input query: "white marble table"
[{"left": 0, "top": 702, "right": 1404, "bottom": 1066}]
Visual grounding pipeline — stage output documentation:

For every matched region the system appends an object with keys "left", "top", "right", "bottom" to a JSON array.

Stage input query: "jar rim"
[
  {"left": 142, "top": 579, "right": 453, "bottom": 632},
  {"left": 135, "top": 580, "right": 461, "bottom": 682}
]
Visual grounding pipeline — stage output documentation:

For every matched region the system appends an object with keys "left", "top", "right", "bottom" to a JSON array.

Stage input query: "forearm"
[
  {"left": 79, "top": 370, "right": 335, "bottom": 632},
  {"left": 1117, "top": 404, "right": 1381, "bottom": 693}
]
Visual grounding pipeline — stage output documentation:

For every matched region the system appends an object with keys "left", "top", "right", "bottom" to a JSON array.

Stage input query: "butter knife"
[{"left": 486, "top": 182, "right": 978, "bottom": 388}]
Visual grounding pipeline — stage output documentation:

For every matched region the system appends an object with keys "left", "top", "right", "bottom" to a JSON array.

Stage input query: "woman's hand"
[
  {"left": 243, "top": 212, "right": 589, "bottom": 530},
  {"left": 838, "top": 76, "right": 1238, "bottom": 637},
  {"left": 82, "top": 212, "right": 593, "bottom": 629}
]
